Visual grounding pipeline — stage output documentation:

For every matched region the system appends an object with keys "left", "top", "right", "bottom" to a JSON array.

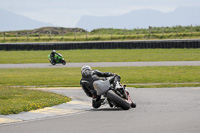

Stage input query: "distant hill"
[
  {"left": 0, "top": 8, "right": 53, "bottom": 31},
  {"left": 32, "top": 27, "right": 85, "bottom": 34},
  {"left": 0, "top": 27, "right": 86, "bottom": 35},
  {"left": 76, "top": 6, "right": 200, "bottom": 31}
]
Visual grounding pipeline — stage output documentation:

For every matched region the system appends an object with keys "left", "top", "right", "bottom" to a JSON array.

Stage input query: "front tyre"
[
  {"left": 106, "top": 90, "right": 130, "bottom": 110},
  {"left": 131, "top": 101, "right": 136, "bottom": 108},
  {"left": 62, "top": 60, "right": 66, "bottom": 65}
]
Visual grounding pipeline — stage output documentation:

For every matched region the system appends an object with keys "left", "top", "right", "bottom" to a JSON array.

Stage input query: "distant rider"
[
  {"left": 80, "top": 65, "right": 121, "bottom": 109},
  {"left": 50, "top": 50, "right": 59, "bottom": 63}
]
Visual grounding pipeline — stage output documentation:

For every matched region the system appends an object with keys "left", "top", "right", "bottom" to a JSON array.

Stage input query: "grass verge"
[
  {"left": 1, "top": 32, "right": 200, "bottom": 43},
  {"left": 0, "top": 86, "right": 71, "bottom": 115},
  {"left": 0, "top": 66, "right": 199, "bottom": 87},
  {"left": 1, "top": 49, "right": 200, "bottom": 64}
]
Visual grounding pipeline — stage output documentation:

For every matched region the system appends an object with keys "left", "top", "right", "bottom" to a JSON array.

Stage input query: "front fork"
[
  {"left": 124, "top": 88, "right": 132, "bottom": 104},
  {"left": 115, "top": 84, "right": 132, "bottom": 105}
]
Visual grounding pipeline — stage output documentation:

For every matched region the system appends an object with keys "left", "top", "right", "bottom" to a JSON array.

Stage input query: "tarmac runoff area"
[{"left": 0, "top": 61, "right": 200, "bottom": 68}]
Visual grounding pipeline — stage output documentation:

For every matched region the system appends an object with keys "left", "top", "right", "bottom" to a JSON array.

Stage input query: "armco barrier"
[{"left": 0, "top": 39, "right": 200, "bottom": 50}]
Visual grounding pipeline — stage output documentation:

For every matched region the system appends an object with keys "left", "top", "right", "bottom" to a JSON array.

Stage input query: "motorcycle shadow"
[{"left": 92, "top": 107, "right": 126, "bottom": 111}]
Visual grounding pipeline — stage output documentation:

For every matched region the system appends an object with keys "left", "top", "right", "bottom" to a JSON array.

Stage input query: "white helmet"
[
  {"left": 81, "top": 65, "right": 92, "bottom": 73},
  {"left": 81, "top": 65, "right": 92, "bottom": 76},
  {"left": 52, "top": 50, "right": 56, "bottom": 52}
]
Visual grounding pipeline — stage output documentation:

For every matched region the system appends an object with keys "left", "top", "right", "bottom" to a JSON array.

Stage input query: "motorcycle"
[
  {"left": 48, "top": 53, "right": 66, "bottom": 65},
  {"left": 93, "top": 76, "right": 136, "bottom": 110}
]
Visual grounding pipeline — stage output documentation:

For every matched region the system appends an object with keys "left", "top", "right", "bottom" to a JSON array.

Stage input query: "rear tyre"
[
  {"left": 106, "top": 90, "right": 130, "bottom": 110},
  {"left": 50, "top": 60, "right": 56, "bottom": 65},
  {"left": 62, "top": 60, "right": 66, "bottom": 65}
]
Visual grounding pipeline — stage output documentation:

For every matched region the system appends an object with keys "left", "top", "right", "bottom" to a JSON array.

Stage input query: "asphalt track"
[
  {"left": 0, "top": 87, "right": 200, "bottom": 133},
  {"left": 1, "top": 61, "right": 200, "bottom": 68}
]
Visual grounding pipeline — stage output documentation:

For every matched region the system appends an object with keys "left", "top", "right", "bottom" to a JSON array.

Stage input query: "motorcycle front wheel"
[
  {"left": 131, "top": 101, "right": 136, "bottom": 108},
  {"left": 106, "top": 90, "right": 130, "bottom": 110},
  {"left": 62, "top": 60, "right": 66, "bottom": 65}
]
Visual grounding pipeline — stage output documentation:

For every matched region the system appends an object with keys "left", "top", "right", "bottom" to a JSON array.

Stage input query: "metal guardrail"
[{"left": 0, "top": 39, "right": 200, "bottom": 50}]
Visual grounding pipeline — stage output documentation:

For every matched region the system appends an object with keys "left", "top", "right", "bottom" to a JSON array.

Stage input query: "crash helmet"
[
  {"left": 52, "top": 50, "right": 56, "bottom": 53},
  {"left": 81, "top": 65, "right": 92, "bottom": 76}
]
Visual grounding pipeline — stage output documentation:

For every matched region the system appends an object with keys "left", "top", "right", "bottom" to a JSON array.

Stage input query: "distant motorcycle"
[
  {"left": 48, "top": 53, "right": 66, "bottom": 65},
  {"left": 93, "top": 76, "right": 136, "bottom": 110}
]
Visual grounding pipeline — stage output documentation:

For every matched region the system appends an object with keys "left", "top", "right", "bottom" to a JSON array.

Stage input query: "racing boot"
[{"left": 92, "top": 95, "right": 102, "bottom": 109}]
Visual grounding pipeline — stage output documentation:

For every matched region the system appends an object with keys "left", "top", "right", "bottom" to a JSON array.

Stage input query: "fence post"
[
  {"left": 62, "top": 32, "right": 64, "bottom": 39},
  {"left": 27, "top": 33, "right": 29, "bottom": 40},
  {"left": 50, "top": 31, "right": 51, "bottom": 39},
  {"left": 85, "top": 29, "right": 87, "bottom": 40},
  {"left": 16, "top": 32, "right": 18, "bottom": 40},
  {"left": 148, "top": 26, "right": 151, "bottom": 40},
  {"left": 162, "top": 27, "right": 164, "bottom": 36},
  {"left": 74, "top": 29, "right": 76, "bottom": 40},
  {"left": 124, "top": 28, "right": 126, "bottom": 37},
  {"left": 99, "top": 30, "right": 100, "bottom": 38},
  {"left": 149, "top": 26, "right": 151, "bottom": 35},
  {"left": 137, "top": 27, "right": 140, "bottom": 37},
  {"left": 38, "top": 32, "right": 40, "bottom": 39},
  {"left": 111, "top": 29, "right": 113, "bottom": 39}
]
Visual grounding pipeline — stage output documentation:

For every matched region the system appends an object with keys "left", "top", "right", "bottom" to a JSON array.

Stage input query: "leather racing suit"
[
  {"left": 80, "top": 70, "right": 120, "bottom": 108},
  {"left": 50, "top": 51, "right": 58, "bottom": 63}
]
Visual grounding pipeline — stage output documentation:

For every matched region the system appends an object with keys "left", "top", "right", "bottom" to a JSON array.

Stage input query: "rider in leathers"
[
  {"left": 80, "top": 65, "right": 121, "bottom": 108},
  {"left": 50, "top": 50, "right": 59, "bottom": 63}
]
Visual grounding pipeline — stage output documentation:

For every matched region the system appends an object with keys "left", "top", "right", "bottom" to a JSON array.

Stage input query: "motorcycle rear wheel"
[
  {"left": 106, "top": 90, "right": 130, "bottom": 110},
  {"left": 50, "top": 61, "right": 56, "bottom": 65}
]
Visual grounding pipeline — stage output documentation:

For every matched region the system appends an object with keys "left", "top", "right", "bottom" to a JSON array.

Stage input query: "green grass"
[
  {"left": 0, "top": 66, "right": 199, "bottom": 87},
  {"left": 0, "top": 87, "right": 71, "bottom": 115},
  {"left": 1, "top": 49, "right": 200, "bottom": 64},
  {"left": 0, "top": 33, "right": 200, "bottom": 43}
]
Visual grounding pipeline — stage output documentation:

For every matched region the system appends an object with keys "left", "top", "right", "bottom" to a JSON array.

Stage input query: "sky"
[{"left": 0, "top": 0, "right": 200, "bottom": 28}]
